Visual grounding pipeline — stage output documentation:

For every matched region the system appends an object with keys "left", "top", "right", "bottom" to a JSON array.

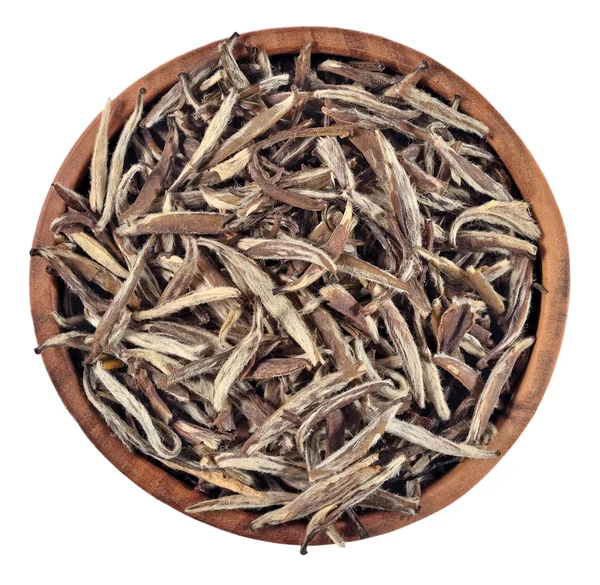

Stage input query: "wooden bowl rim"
[{"left": 30, "top": 26, "right": 570, "bottom": 546}]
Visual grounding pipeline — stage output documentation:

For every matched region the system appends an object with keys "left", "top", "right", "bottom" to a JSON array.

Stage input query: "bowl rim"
[{"left": 30, "top": 26, "right": 570, "bottom": 546}]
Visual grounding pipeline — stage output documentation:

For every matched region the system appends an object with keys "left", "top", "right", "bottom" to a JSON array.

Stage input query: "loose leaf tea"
[{"left": 33, "top": 33, "right": 542, "bottom": 552}]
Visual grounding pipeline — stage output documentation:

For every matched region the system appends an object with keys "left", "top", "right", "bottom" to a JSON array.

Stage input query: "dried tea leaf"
[
  {"left": 429, "top": 124, "right": 512, "bottom": 202},
  {"left": 466, "top": 266, "right": 505, "bottom": 315},
  {"left": 311, "top": 402, "right": 403, "bottom": 479},
  {"left": 277, "top": 201, "right": 354, "bottom": 294},
  {"left": 46, "top": 247, "right": 140, "bottom": 308},
  {"left": 90, "top": 236, "right": 156, "bottom": 361},
  {"left": 296, "top": 381, "right": 393, "bottom": 454},
  {"left": 449, "top": 201, "right": 541, "bottom": 246},
  {"left": 89, "top": 98, "right": 111, "bottom": 214},
  {"left": 201, "top": 148, "right": 252, "bottom": 186},
  {"left": 248, "top": 151, "right": 326, "bottom": 211},
  {"left": 208, "top": 93, "right": 296, "bottom": 167},
  {"left": 122, "top": 119, "right": 180, "bottom": 219},
  {"left": 132, "top": 287, "right": 241, "bottom": 321},
  {"left": 380, "top": 301, "right": 425, "bottom": 407},
  {"left": 219, "top": 33, "right": 251, "bottom": 90},
  {"left": 31, "top": 247, "right": 109, "bottom": 312},
  {"left": 161, "top": 459, "right": 261, "bottom": 497},
  {"left": 242, "top": 362, "right": 366, "bottom": 455},
  {"left": 251, "top": 454, "right": 380, "bottom": 530},
  {"left": 93, "top": 363, "right": 181, "bottom": 459},
  {"left": 320, "top": 285, "right": 379, "bottom": 341},
  {"left": 244, "top": 357, "right": 311, "bottom": 380},
  {"left": 451, "top": 230, "right": 538, "bottom": 257},
  {"left": 318, "top": 59, "right": 400, "bottom": 87},
  {"left": 186, "top": 492, "right": 295, "bottom": 513},
  {"left": 390, "top": 80, "right": 489, "bottom": 136},
  {"left": 294, "top": 42, "right": 312, "bottom": 89},
  {"left": 117, "top": 212, "right": 227, "bottom": 236},
  {"left": 421, "top": 353, "right": 451, "bottom": 421},
  {"left": 387, "top": 418, "right": 497, "bottom": 458},
  {"left": 468, "top": 337, "right": 535, "bottom": 443},
  {"left": 377, "top": 130, "right": 422, "bottom": 247},
  {"left": 213, "top": 302, "right": 264, "bottom": 411},
  {"left": 196, "top": 238, "right": 321, "bottom": 365},
  {"left": 70, "top": 232, "right": 128, "bottom": 279},
  {"left": 301, "top": 453, "right": 408, "bottom": 552},
  {"left": 478, "top": 258, "right": 534, "bottom": 368},
  {"left": 133, "top": 367, "right": 173, "bottom": 425},
  {"left": 337, "top": 254, "right": 431, "bottom": 317},
  {"left": 34, "top": 331, "right": 91, "bottom": 354},
  {"left": 173, "top": 90, "right": 239, "bottom": 188},
  {"left": 98, "top": 88, "right": 146, "bottom": 230},
  {"left": 433, "top": 354, "right": 485, "bottom": 394},
  {"left": 437, "top": 301, "right": 476, "bottom": 354},
  {"left": 314, "top": 88, "right": 421, "bottom": 124},
  {"left": 238, "top": 238, "right": 336, "bottom": 271}
]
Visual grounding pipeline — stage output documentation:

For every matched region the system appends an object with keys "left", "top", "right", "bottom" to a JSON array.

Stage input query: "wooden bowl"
[{"left": 30, "top": 27, "right": 570, "bottom": 546}]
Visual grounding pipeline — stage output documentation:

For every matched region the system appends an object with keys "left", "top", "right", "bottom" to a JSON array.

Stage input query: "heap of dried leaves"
[{"left": 33, "top": 34, "right": 542, "bottom": 552}]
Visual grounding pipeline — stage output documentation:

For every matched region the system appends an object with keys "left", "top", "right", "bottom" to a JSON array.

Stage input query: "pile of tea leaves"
[{"left": 33, "top": 33, "right": 541, "bottom": 552}]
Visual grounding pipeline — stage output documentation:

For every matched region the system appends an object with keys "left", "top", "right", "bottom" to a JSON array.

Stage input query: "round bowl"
[{"left": 30, "top": 27, "right": 570, "bottom": 546}]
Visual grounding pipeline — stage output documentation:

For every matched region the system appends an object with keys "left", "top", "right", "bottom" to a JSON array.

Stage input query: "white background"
[{"left": 2, "top": 1, "right": 598, "bottom": 583}]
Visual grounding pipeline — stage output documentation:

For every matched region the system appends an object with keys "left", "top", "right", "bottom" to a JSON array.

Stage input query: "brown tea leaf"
[
  {"left": 320, "top": 285, "right": 379, "bottom": 341},
  {"left": 197, "top": 238, "right": 321, "bottom": 365},
  {"left": 242, "top": 362, "right": 366, "bottom": 455},
  {"left": 433, "top": 354, "right": 485, "bottom": 394},
  {"left": 173, "top": 90, "right": 239, "bottom": 188},
  {"left": 387, "top": 418, "right": 497, "bottom": 459},
  {"left": 213, "top": 302, "right": 264, "bottom": 411},
  {"left": 449, "top": 201, "right": 541, "bottom": 246},
  {"left": 380, "top": 301, "right": 425, "bottom": 407},
  {"left": 122, "top": 119, "right": 180, "bottom": 219},
  {"left": 243, "top": 357, "right": 311, "bottom": 380},
  {"left": 437, "top": 301, "right": 476, "bottom": 354},
  {"left": 132, "top": 287, "right": 241, "bottom": 321},
  {"left": 238, "top": 238, "right": 336, "bottom": 271},
  {"left": 208, "top": 93, "right": 296, "bottom": 167},
  {"left": 89, "top": 98, "right": 111, "bottom": 214},
  {"left": 90, "top": 236, "right": 156, "bottom": 361},
  {"left": 117, "top": 212, "right": 227, "bottom": 236},
  {"left": 429, "top": 124, "right": 512, "bottom": 201},
  {"left": 186, "top": 492, "right": 295, "bottom": 513},
  {"left": 98, "top": 88, "right": 146, "bottom": 230},
  {"left": 337, "top": 254, "right": 431, "bottom": 318},
  {"left": 468, "top": 337, "right": 535, "bottom": 443}
]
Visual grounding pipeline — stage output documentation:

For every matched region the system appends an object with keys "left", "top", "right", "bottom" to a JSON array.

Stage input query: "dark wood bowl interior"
[{"left": 30, "top": 27, "right": 570, "bottom": 546}]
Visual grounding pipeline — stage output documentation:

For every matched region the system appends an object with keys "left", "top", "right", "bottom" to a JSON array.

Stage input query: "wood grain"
[{"left": 29, "top": 27, "right": 570, "bottom": 546}]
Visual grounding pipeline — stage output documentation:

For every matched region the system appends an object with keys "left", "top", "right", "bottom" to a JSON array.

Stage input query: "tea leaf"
[
  {"left": 122, "top": 119, "right": 180, "bottom": 219},
  {"left": 213, "top": 302, "right": 263, "bottom": 411},
  {"left": 98, "top": 88, "right": 146, "bottom": 230},
  {"left": 450, "top": 201, "right": 541, "bottom": 246},
  {"left": 197, "top": 238, "right": 321, "bottom": 365},
  {"left": 89, "top": 98, "right": 111, "bottom": 214},
  {"left": 90, "top": 236, "right": 156, "bottom": 361},
  {"left": 132, "top": 287, "right": 241, "bottom": 321},
  {"left": 173, "top": 90, "right": 238, "bottom": 188},
  {"left": 380, "top": 301, "right": 425, "bottom": 407},
  {"left": 468, "top": 337, "right": 535, "bottom": 443},
  {"left": 117, "top": 212, "right": 227, "bottom": 236},
  {"left": 208, "top": 93, "right": 296, "bottom": 167},
  {"left": 387, "top": 419, "right": 497, "bottom": 458},
  {"left": 186, "top": 492, "right": 295, "bottom": 513}
]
